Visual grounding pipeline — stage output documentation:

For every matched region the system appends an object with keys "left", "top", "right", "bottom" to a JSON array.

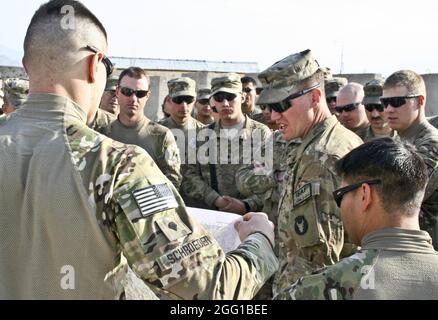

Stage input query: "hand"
[
  {"left": 214, "top": 196, "right": 231, "bottom": 209},
  {"left": 234, "top": 212, "right": 275, "bottom": 248},
  {"left": 221, "top": 196, "right": 246, "bottom": 215}
]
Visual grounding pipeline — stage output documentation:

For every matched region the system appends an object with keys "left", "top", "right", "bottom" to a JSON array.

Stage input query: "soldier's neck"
[{"left": 119, "top": 113, "right": 145, "bottom": 128}]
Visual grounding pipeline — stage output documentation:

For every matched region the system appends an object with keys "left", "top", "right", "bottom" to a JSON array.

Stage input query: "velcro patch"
[
  {"left": 293, "top": 182, "right": 320, "bottom": 207},
  {"left": 156, "top": 235, "right": 214, "bottom": 271},
  {"left": 132, "top": 183, "right": 178, "bottom": 219}
]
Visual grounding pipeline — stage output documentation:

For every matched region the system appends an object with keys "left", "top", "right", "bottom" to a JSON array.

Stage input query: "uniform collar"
[
  {"left": 300, "top": 115, "right": 338, "bottom": 150},
  {"left": 361, "top": 227, "right": 436, "bottom": 254},
  {"left": 398, "top": 119, "right": 430, "bottom": 142},
  {"left": 21, "top": 93, "right": 88, "bottom": 123},
  {"left": 216, "top": 115, "right": 252, "bottom": 140},
  {"left": 116, "top": 115, "right": 148, "bottom": 130}
]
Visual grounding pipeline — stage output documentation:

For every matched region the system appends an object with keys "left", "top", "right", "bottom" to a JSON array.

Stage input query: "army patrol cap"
[
  {"left": 325, "top": 77, "right": 348, "bottom": 98},
  {"left": 105, "top": 75, "right": 118, "bottom": 91},
  {"left": 363, "top": 79, "right": 384, "bottom": 105},
  {"left": 257, "top": 49, "right": 320, "bottom": 104},
  {"left": 167, "top": 77, "right": 196, "bottom": 98},
  {"left": 3, "top": 78, "right": 29, "bottom": 108},
  {"left": 197, "top": 88, "right": 211, "bottom": 100},
  {"left": 210, "top": 73, "right": 242, "bottom": 96}
]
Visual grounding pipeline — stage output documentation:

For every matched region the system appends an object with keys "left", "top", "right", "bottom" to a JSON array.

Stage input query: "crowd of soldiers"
[{"left": 1, "top": 0, "right": 438, "bottom": 300}]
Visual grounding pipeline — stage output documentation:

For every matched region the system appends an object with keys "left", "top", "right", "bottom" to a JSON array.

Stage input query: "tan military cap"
[
  {"left": 167, "top": 77, "right": 196, "bottom": 98},
  {"left": 4, "top": 78, "right": 29, "bottom": 108},
  {"left": 363, "top": 79, "right": 384, "bottom": 105},
  {"left": 105, "top": 75, "right": 118, "bottom": 91},
  {"left": 197, "top": 88, "right": 211, "bottom": 100},
  {"left": 325, "top": 77, "right": 348, "bottom": 98},
  {"left": 210, "top": 73, "right": 242, "bottom": 96},
  {"left": 257, "top": 49, "right": 320, "bottom": 104}
]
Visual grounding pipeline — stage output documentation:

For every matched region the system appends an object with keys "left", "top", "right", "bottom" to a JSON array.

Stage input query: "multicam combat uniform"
[
  {"left": 0, "top": 93, "right": 278, "bottom": 299},
  {"left": 273, "top": 115, "right": 363, "bottom": 295},
  {"left": 275, "top": 228, "right": 438, "bottom": 300},
  {"left": 89, "top": 108, "right": 116, "bottom": 133}
]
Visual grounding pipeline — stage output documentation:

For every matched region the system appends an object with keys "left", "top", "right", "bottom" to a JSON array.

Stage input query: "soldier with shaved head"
[
  {"left": 0, "top": 0, "right": 278, "bottom": 299},
  {"left": 336, "top": 82, "right": 369, "bottom": 135}
]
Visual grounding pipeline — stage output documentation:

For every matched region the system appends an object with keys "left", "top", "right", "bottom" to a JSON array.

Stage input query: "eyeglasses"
[
  {"left": 332, "top": 179, "right": 381, "bottom": 208},
  {"left": 326, "top": 97, "right": 337, "bottom": 104},
  {"left": 364, "top": 103, "right": 384, "bottom": 112},
  {"left": 335, "top": 102, "right": 361, "bottom": 114},
  {"left": 213, "top": 92, "right": 237, "bottom": 103},
  {"left": 120, "top": 87, "right": 149, "bottom": 98},
  {"left": 197, "top": 99, "right": 210, "bottom": 105},
  {"left": 242, "top": 87, "right": 254, "bottom": 93},
  {"left": 172, "top": 96, "right": 195, "bottom": 104},
  {"left": 85, "top": 45, "right": 114, "bottom": 77},
  {"left": 380, "top": 95, "right": 420, "bottom": 109},
  {"left": 266, "top": 83, "right": 320, "bottom": 113},
  {"left": 260, "top": 105, "right": 267, "bottom": 111}
]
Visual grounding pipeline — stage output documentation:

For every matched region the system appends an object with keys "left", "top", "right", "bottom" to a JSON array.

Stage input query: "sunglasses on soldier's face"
[
  {"left": 365, "top": 103, "right": 384, "bottom": 112},
  {"left": 242, "top": 87, "right": 254, "bottom": 93},
  {"left": 266, "top": 83, "right": 320, "bottom": 113},
  {"left": 84, "top": 45, "right": 114, "bottom": 77},
  {"left": 333, "top": 179, "right": 381, "bottom": 208},
  {"left": 197, "top": 99, "right": 210, "bottom": 106},
  {"left": 335, "top": 102, "right": 360, "bottom": 114},
  {"left": 120, "top": 87, "right": 149, "bottom": 98},
  {"left": 213, "top": 92, "right": 237, "bottom": 103},
  {"left": 380, "top": 95, "right": 420, "bottom": 109},
  {"left": 172, "top": 96, "right": 195, "bottom": 104}
]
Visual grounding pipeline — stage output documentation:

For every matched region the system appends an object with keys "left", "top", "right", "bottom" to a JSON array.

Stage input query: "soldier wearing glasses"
[
  {"left": 382, "top": 69, "right": 438, "bottom": 248},
  {"left": 183, "top": 73, "right": 271, "bottom": 214},
  {"left": 241, "top": 76, "right": 264, "bottom": 123},
  {"left": 194, "top": 88, "right": 214, "bottom": 125},
  {"left": 355, "top": 79, "right": 396, "bottom": 142},
  {"left": 336, "top": 82, "right": 370, "bottom": 134},
  {"left": 102, "top": 67, "right": 182, "bottom": 190},
  {"left": 88, "top": 75, "right": 118, "bottom": 132},
  {"left": 276, "top": 138, "right": 438, "bottom": 300},
  {"left": 324, "top": 77, "right": 347, "bottom": 115},
  {"left": 256, "top": 49, "right": 363, "bottom": 296}
]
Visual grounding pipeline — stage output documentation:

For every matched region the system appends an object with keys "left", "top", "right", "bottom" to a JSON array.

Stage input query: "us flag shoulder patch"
[{"left": 132, "top": 183, "right": 178, "bottom": 219}]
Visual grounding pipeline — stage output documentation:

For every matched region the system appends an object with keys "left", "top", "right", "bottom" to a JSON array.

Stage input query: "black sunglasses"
[
  {"left": 242, "top": 87, "right": 254, "bottom": 93},
  {"left": 365, "top": 103, "right": 384, "bottom": 112},
  {"left": 333, "top": 179, "right": 381, "bottom": 208},
  {"left": 85, "top": 45, "right": 114, "bottom": 77},
  {"left": 172, "top": 96, "right": 195, "bottom": 104},
  {"left": 260, "top": 105, "right": 267, "bottom": 111},
  {"left": 213, "top": 92, "right": 237, "bottom": 103},
  {"left": 335, "top": 102, "right": 361, "bottom": 114},
  {"left": 326, "top": 97, "right": 337, "bottom": 104},
  {"left": 120, "top": 87, "right": 149, "bottom": 98},
  {"left": 266, "top": 83, "right": 320, "bottom": 113},
  {"left": 380, "top": 95, "right": 420, "bottom": 108},
  {"left": 197, "top": 99, "right": 210, "bottom": 105}
]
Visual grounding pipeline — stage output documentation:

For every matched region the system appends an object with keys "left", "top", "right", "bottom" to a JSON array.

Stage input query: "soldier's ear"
[
  {"left": 360, "top": 183, "right": 372, "bottom": 211},
  {"left": 416, "top": 95, "right": 425, "bottom": 109},
  {"left": 311, "top": 88, "right": 322, "bottom": 107},
  {"left": 87, "top": 52, "right": 102, "bottom": 83}
]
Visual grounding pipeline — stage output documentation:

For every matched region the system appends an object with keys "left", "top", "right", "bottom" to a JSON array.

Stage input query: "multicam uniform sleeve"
[
  {"left": 158, "top": 129, "right": 182, "bottom": 190},
  {"left": 107, "top": 144, "right": 278, "bottom": 299}
]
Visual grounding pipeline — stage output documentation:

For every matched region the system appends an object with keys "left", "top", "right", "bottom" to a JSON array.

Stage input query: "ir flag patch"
[{"left": 132, "top": 183, "right": 178, "bottom": 218}]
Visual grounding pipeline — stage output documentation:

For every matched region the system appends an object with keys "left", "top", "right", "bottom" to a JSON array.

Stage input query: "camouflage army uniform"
[
  {"left": 273, "top": 115, "right": 363, "bottom": 295},
  {"left": 247, "top": 108, "right": 265, "bottom": 124},
  {"left": 102, "top": 117, "right": 182, "bottom": 190},
  {"left": 89, "top": 108, "right": 116, "bottom": 133},
  {"left": 0, "top": 93, "right": 278, "bottom": 299},
  {"left": 427, "top": 115, "right": 438, "bottom": 129},
  {"left": 398, "top": 119, "right": 438, "bottom": 248},
  {"left": 275, "top": 228, "right": 438, "bottom": 300},
  {"left": 183, "top": 115, "right": 272, "bottom": 211},
  {"left": 0, "top": 114, "right": 6, "bottom": 126},
  {"left": 355, "top": 125, "right": 397, "bottom": 142}
]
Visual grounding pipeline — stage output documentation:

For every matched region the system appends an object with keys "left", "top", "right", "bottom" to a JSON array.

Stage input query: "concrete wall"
[{"left": 2, "top": 66, "right": 437, "bottom": 117}]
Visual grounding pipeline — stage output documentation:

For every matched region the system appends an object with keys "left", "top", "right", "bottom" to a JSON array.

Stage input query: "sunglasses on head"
[
  {"left": 335, "top": 102, "right": 361, "bottom": 114},
  {"left": 326, "top": 97, "right": 337, "bottom": 104},
  {"left": 266, "top": 83, "right": 320, "bottom": 113},
  {"left": 213, "top": 92, "right": 237, "bottom": 103},
  {"left": 85, "top": 45, "right": 114, "bottom": 77},
  {"left": 172, "top": 96, "right": 195, "bottom": 104},
  {"left": 365, "top": 103, "right": 384, "bottom": 112},
  {"left": 380, "top": 95, "right": 420, "bottom": 109},
  {"left": 120, "top": 87, "right": 149, "bottom": 98},
  {"left": 332, "top": 179, "right": 381, "bottom": 208}
]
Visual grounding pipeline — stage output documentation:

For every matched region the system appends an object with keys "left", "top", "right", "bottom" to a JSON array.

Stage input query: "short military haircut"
[
  {"left": 23, "top": 0, "right": 107, "bottom": 73},
  {"left": 336, "top": 138, "right": 428, "bottom": 215},
  {"left": 383, "top": 70, "right": 426, "bottom": 97},
  {"left": 241, "top": 76, "right": 257, "bottom": 86},
  {"left": 118, "top": 67, "right": 150, "bottom": 86}
]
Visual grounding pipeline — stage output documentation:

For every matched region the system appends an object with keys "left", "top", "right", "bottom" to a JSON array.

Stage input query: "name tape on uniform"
[{"left": 293, "top": 182, "right": 320, "bottom": 207}]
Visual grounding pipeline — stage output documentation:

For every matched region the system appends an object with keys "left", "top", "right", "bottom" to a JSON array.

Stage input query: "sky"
[{"left": 1, "top": 0, "right": 438, "bottom": 77}]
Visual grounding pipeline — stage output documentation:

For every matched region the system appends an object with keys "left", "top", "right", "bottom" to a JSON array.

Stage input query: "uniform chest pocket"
[{"left": 290, "top": 182, "right": 326, "bottom": 248}]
